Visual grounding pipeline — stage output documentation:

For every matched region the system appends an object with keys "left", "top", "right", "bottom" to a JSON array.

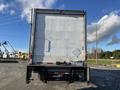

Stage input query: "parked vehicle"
[{"left": 26, "top": 9, "right": 90, "bottom": 83}]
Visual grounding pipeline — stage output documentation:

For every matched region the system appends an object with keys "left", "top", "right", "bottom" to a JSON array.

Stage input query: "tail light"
[{"left": 29, "top": 53, "right": 32, "bottom": 59}]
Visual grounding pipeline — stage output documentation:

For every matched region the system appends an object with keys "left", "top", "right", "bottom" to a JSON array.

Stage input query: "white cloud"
[
  {"left": 10, "top": 9, "right": 15, "bottom": 15},
  {"left": 16, "top": 48, "right": 28, "bottom": 53},
  {"left": 44, "top": 0, "right": 57, "bottom": 7},
  {"left": 58, "top": 4, "right": 65, "bottom": 9},
  {"left": 0, "top": 3, "right": 8, "bottom": 12},
  {"left": 107, "top": 36, "right": 120, "bottom": 45},
  {"left": 88, "top": 11, "right": 120, "bottom": 43},
  {"left": 0, "top": 2, "right": 16, "bottom": 15},
  {"left": 16, "top": 0, "right": 57, "bottom": 23}
]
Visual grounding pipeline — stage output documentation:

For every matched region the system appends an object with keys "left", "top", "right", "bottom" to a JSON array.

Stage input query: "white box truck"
[{"left": 26, "top": 9, "right": 89, "bottom": 83}]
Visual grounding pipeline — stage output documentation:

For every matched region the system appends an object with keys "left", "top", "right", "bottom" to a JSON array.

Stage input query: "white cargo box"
[{"left": 30, "top": 9, "right": 87, "bottom": 64}]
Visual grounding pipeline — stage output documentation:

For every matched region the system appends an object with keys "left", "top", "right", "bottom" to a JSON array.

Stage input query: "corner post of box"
[
  {"left": 87, "top": 66, "right": 90, "bottom": 84},
  {"left": 26, "top": 65, "right": 32, "bottom": 84}
]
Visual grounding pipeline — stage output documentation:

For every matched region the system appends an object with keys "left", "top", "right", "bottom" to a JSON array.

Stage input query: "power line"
[
  {"left": 0, "top": 15, "right": 22, "bottom": 25},
  {"left": 0, "top": 20, "right": 22, "bottom": 26},
  {"left": 0, "top": 13, "right": 21, "bottom": 19},
  {"left": 0, "top": 12, "right": 27, "bottom": 26},
  {"left": 0, "top": 16, "right": 20, "bottom": 21}
]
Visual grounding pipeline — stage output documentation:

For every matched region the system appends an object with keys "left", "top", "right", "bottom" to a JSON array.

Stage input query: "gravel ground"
[{"left": 0, "top": 63, "right": 120, "bottom": 90}]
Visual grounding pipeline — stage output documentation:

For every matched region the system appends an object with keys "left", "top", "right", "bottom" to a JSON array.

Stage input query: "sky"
[{"left": 0, "top": 0, "right": 120, "bottom": 52}]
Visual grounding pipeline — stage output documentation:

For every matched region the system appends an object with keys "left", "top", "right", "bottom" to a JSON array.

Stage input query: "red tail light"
[{"left": 29, "top": 53, "right": 32, "bottom": 59}]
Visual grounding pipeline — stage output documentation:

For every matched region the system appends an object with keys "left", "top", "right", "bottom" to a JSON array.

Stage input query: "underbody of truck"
[{"left": 26, "top": 62, "right": 90, "bottom": 84}]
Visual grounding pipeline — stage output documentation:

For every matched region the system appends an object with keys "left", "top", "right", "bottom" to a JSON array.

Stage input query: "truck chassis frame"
[{"left": 26, "top": 64, "right": 90, "bottom": 84}]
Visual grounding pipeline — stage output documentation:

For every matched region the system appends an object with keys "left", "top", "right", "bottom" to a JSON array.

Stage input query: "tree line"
[{"left": 88, "top": 49, "right": 120, "bottom": 59}]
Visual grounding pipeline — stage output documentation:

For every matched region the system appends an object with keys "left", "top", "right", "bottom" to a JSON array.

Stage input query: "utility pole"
[{"left": 96, "top": 24, "right": 98, "bottom": 64}]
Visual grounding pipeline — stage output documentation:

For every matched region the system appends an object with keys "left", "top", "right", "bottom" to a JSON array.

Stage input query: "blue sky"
[{"left": 0, "top": 0, "right": 120, "bottom": 52}]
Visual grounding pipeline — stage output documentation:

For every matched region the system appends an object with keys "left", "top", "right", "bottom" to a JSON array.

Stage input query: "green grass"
[{"left": 87, "top": 59, "right": 120, "bottom": 66}]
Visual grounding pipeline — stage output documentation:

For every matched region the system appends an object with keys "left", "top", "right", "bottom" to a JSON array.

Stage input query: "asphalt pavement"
[{"left": 0, "top": 62, "right": 120, "bottom": 90}]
